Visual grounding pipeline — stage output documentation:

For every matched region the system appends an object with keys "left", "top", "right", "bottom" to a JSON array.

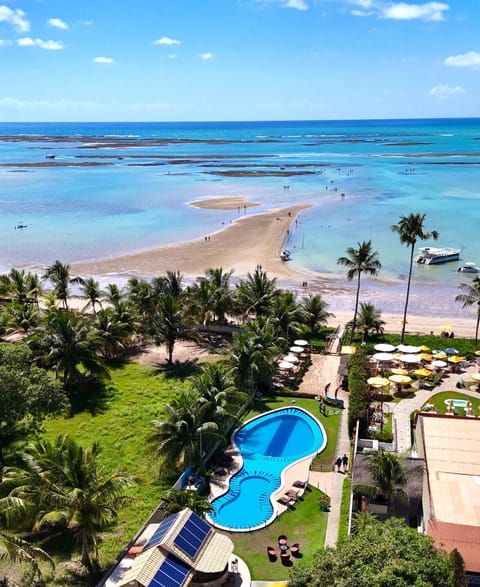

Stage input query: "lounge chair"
[
  {"left": 286, "top": 489, "right": 300, "bottom": 501},
  {"left": 277, "top": 496, "right": 293, "bottom": 506},
  {"left": 293, "top": 480, "right": 308, "bottom": 489}
]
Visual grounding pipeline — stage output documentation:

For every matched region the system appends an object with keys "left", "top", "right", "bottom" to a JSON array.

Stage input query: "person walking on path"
[
  {"left": 335, "top": 456, "right": 343, "bottom": 472},
  {"left": 342, "top": 453, "right": 348, "bottom": 473}
]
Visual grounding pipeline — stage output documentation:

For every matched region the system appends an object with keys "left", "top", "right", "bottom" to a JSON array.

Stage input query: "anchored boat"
[
  {"left": 415, "top": 247, "right": 461, "bottom": 265},
  {"left": 458, "top": 262, "right": 480, "bottom": 273}
]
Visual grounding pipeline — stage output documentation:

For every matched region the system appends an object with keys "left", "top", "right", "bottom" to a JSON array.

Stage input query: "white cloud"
[
  {"left": 167, "top": 54, "right": 177, "bottom": 59},
  {"left": 93, "top": 56, "right": 115, "bottom": 64},
  {"left": 0, "top": 5, "right": 30, "bottom": 32},
  {"left": 380, "top": 2, "right": 449, "bottom": 21},
  {"left": 428, "top": 84, "right": 466, "bottom": 96},
  {"left": 154, "top": 36, "right": 181, "bottom": 46},
  {"left": 47, "top": 18, "right": 68, "bottom": 30},
  {"left": 255, "top": 0, "right": 309, "bottom": 9},
  {"left": 0, "top": 38, "right": 12, "bottom": 46},
  {"left": 17, "top": 37, "right": 64, "bottom": 50},
  {"left": 444, "top": 51, "right": 480, "bottom": 69},
  {"left": 200, "top": 52, "right": 214, "bottom": 60}
]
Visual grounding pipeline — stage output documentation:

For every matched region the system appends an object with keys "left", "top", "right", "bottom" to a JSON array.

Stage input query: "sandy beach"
[
  {"left": 189, "top": 197, "right": 261, "bottom": 210},
  {"left": 72, "top": 198, "right": 478, "bottom": 339}
]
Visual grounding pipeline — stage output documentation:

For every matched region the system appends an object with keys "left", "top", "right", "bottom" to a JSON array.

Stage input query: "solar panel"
[
  {"left": 173, "top": 512, "right": 211, "bottom": 559},
  {"left": 148, "top": 554, "right": 190, "bottom": 587},
  {"left": 145, "top": 513, "right": 178, "bottom": 550}
]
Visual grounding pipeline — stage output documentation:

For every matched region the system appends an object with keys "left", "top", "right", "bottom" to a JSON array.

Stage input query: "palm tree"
[
  {"left": 42, "top": 260, "right": 85, "bottom": 310},
  {"left": 102, "top": 283, "right": 125, "bottom": 309},
  {"left": 299, "top": 293, "right": 334, "bottom": 336},
  {"left": 0, "top": 527, "right": 54, "bottom": 582},
  {"left": 391, "top": 213, "right": 439, "bottom": 343},
  {"left": 187, "top": 278, "right": 215, "bottom": 338},
  {"left": 456, "top": 276, "right": 480, "bottom": 350},
  {"left": 2, "top": 435, "right": 133, "bottom": 569},
  {"left": 235, "top": 268, "right": 279, "bottom": 318},
  {"left": 94, "top": 308, "right": 132, "bottom": 359},
  {"left": 152, "top": 294, "right": 197, "bottom": 364},
  {"left": 205, "top": 267, "right": 234, "bottom": 323},
  {"left": 337, "top": 240, "right": 381, "bottom": 343},
  {"left": 270, "top": 291, "right": 301, "bottom": 342},
  {"left": 80, "top": 277, "right": 103, "bottom": 315},
  {"left": 354, "top": 302, "right": 385, "bottom": 343},
  {"left": 159, "top": 488, "right": 213, "bottom": 517}
]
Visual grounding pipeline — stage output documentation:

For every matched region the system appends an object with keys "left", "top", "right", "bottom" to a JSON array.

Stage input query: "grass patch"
[
  {"left": 220, "top": 485, "right": 327, "bottom": 581},
  {"left": 424, "top": 390, "right": 480, "bottom": 416},
  {"left": 337, "top": 477, "right": 352, "bottom": 545}
]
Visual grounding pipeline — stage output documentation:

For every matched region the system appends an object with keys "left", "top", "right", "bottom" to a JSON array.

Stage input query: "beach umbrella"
[
  {"left": 440, "top": 323, "right": 452, "bottom": 330},
  {"left": 294, "top": 339, "right": 308, "bottom": 346},
  {"left": 367, "top": 376, "right": 389, "bottom": 387},
  {"left": 341, "top": 345, "right": 356, "bottom": 355},
  {"left": 475, "top": 350, "right": 480, "bottom": 357},
  {"left": 388, "top": 374, "right": 412, "bottom": 385},
  {"left": 420, "top": 353, "right": 433, "bottom": 361},
  {"left": 414, "top": 367, "right": 432, "bottom": 377},
  {"left": 470, "top": 373, "right": 480, "bottom": 382},
  {"left": 397, "top": 344, "right": 420, "bottom": 353},
  {"left": 289, "top": 346, "right": 304, "bottom": 353},
  {"left": 431, "top": 359, "right": 447, "bottom": 368},
  {"left": 374, "top": 343, "right": 396, "bottom": 352},
  {"left": 444, "top": 347, "right": 459, "bottom": 355},
  {"left": 278, "top": 361, "right": 295, "bottom": 370},
  {"left": 448, "top": 355, "right": 465, "bottom": 364},
  {"left": 399, "top": 354, "right": 422, "bottom": 364},
  {"left": 373, "top": 352, "right": 395, "bottom": 362},
  {"left": 432, "top": 350, "right": 447, "bottom": 359},
  {"left": 419, "top": 345, "right": 431, "bottom": 352},
  {"left": 283, "top": 354, "right": 299, "bottom": 363},
  {"left": 390, "top": 367, "right": 409, "bottom": 376}
]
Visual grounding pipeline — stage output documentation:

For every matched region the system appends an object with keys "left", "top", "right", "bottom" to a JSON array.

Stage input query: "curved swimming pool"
[{"left": 207, "top": 406, "right": 326, "bottom": 531}]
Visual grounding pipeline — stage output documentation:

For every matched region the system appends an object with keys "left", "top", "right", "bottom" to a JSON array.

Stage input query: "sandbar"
[{"left": 189, "top": 197, "right": 261, "bottom": 210}]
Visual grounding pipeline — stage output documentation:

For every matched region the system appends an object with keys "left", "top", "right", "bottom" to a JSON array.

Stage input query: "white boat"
[
  {"left": 280, "top": 250, "right": 291, "bottom": 262},
  {"left": 458, "top": 262, "right": 480, "bottom": 273},
  {"left": 415, "top": 247, "right": 460, "bottom": 265}
]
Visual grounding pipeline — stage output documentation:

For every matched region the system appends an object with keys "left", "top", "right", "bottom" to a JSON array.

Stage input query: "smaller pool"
[{"left": 444, "top": 399, "right": 469, "bottom": 408}]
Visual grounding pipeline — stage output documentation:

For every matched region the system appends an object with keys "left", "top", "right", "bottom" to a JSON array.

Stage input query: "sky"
[{"left": 0, "top": 0, "right": 480, "bottom": 121}]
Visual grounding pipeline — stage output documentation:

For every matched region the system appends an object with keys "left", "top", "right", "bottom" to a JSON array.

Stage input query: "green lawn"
[
  {"left": 424, "top": 390, "right": 480, "bottom": 416},
  {"left": 220, "top": 486, "right": 328, "bottom": 581}
]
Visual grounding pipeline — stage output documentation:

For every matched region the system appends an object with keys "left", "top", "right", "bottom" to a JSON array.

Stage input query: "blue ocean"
[{"left": 1, "top": 119, "right": 479, "bottom": 316}]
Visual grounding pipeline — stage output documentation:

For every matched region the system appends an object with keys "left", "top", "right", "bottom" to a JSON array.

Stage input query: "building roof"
[
  {"left": 104, "top": 508, "right": 234, "bottom": 587},
  {"left": 428, "top": 520, "right": 480, "bottom": 574}
]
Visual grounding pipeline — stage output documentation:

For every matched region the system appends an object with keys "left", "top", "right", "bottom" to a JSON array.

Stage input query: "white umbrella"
[
  {"left": 431, "top": 359, "right": 447, "bottom": 368},
  {"left": 373, "top": 352, "right": 395, "bottom": 362},
  {"left": 290, "top": 346, "right": 304, "bottom": 353},
  {"left": 400, "top": 354, "right": 422, "bottom": 364},
  {"left": 283, "top": 354, "right": 299, "bottom": 363},
  {"left": 374, "top": 343, "right": 396, "bottom": 352},
  {"left": 397, "top": 344, "right": 420, "bottom": 353},
  {"left": 294, "top": 339, "right": 308, "bottom": 346},
  {"left": 278, "top": 361, "right": 295, "bottom": 370}
]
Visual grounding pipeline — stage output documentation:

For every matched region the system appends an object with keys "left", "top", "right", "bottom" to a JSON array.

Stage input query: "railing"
[{"left": 310, "top": 462, "right": 334, "bottom": 472}]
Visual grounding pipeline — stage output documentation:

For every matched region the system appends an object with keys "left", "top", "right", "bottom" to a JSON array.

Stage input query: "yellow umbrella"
[
  {"left": 475, "top": 350, "right": 480, "bottom": 357},
  {"left": 420, "top": 353, "right": 433, "bottom": 361},
  {"left": 433, "top": 351, "right": 447, "bottom": 359},
  {"left": 389, "top": 374, "right": 412, "bottom": 385},
  {"left": 341, "top": 345, "right": 356, "bottom": 355},
  {"left": 419, "top": 345, "right": 431, "bottom": 352},
  {"left": 390, "top": 367, "right": 409, "bottom": 376},
  {"left": 440, "top": 323, "right": 452, "bottom": 330},
  {"left": 414, "top": 367, "right": 432, "bottom": 377},
  {"left": 448, "top": 355, "right": 465, "bottom": 364},
  {"left": 367, "top": 376, "right": 389, "bottom": 387},
  {"left": 471, "top": 373, "right": 480, "bottom": 382}
]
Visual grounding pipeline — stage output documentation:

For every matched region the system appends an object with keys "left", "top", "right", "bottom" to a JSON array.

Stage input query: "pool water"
[
  {"left": 208, "top": 407, "right": 325, "bottom": 531},
  {"left": 444, "top": 399, "right": 469, "bottom": 408}
]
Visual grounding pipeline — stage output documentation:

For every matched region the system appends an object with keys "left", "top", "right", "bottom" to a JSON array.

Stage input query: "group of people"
[{"left": 335, "top": 454, "right": 348, "bottom": 473}]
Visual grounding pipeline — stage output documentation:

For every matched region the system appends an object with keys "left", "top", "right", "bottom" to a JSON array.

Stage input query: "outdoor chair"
[
  {"left": 290, "top": 543, "right": 301, "bottom": 557},
  {"left": 267, "top": 546, "right": 277, "bottom": 562},
  {"left": 286, "top": 489, "right": 300, "bottom": 501},
  {"left": 278, "top": 534, "right": 288, "bottom": 545},
  {"left": 293, "top": 480, "right": 307, "bottom": 489},
  {"left": 280, "top": 551, "right": 291, "bottom": 565},
  {"left": 277, "top": 496, "right": 293, "bottom": 507}
]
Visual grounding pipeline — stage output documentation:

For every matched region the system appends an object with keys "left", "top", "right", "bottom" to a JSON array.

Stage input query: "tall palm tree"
[
  {"left": 94, "top": 308, "right": 132, "bottom": 359},
  {"left": 205, "top": 267, "right": 234, "bottom": 323},
  {"left": 80, "top": 277, "right": 103, "bottom": 315},
  {"left": 42, "top": 260, "right": 85, "bottom": 310},
  {"left": 102, "top": 283, "right": 125, "bottom": 309},
  {"left": 455, "top": 276, "right": 480, "bottom": 350},
  {"left": 337, "top": 240, "right": 381, "bottom": 343},
  {"left": 299, "top": 293, "right": 334, "bottom": 336},
  {"left": 159, "top": 488, "right": 212, "bottom": 517},
  {"left": 187, "top": 278, "right": 215, "bottom": 338},
  {"left": 270, "top": 291, "right": 301, "bottom": 342},
  {"left": 152, "top": 294, "right": 197, "bottom": 364},
  {"left": 2, "top": 435, "right": 133, "bottom": 569},
  {"left": 0, "top": 526, "right": 54, "bottom": 582},
  {"left": 354, "top": 302, "right": 385, "bottom": 343},
  {"left": 391, "top": 213, "right": 439, "bottom": 343},
  {"left": 235, "top": 268, "right": 279, "bottom": 318}
]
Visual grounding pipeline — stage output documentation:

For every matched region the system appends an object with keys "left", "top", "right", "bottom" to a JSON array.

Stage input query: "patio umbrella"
[
  {"left": 374, "top": 343, "right": 396, "bottom": 352},
  {"left": 290, "top": 346, "right": 304, "bottom": 353},
  {"left": 448, "top": 355, "right": 465, "bottom": 364},
  {"left": 419, "top": 345, "right": 431, "bottom": 352},
  {"left": 440, "top": 323, "right": 452, "bottom": 330},
  {"left": 372, "top": 352, "right": 395, "bottom": 362},
  {"left": 420, "top": 353, "right": 433, "bottom": 361},
  {"left": 341, "top": 345, "right": 356, "bottom": 355},
  {"left": 367, "top": 376, "right": 389, "bottom": 387},
  {"left": 397, "top": 344, "right": 420, "bottom": 353},
  {"left": 431, "top": 359, "right": 447, "bottom": 368},
  {"left": 470, "top": 373, "right": 480, "bottom": 382},
  {"left": 444, "top": 347, "right": 459, "bottom": 355},
  {"left": 399, "top": 354, "right": 422, "bottom": 364},
  {"left": 278, "top": 361, "right": 295, "bottom": 370},
  {"left": 414, "top": 367, "right": 432, "bottom": 377},
  {"left": 475, "top": 350, "right": 480, "bottom": 357},
  {"left": 283, "top": 354, "right": 299, "bottom": 363},
  {"left": 294, "top": 339, "right": 308, "bottom": 346},
  {"left": 432, "top": 351, "right": 447, "bottom": 359},
  {"left": 390, "top": 367, "right": 409, "bottom": 376},
  {"left": 388, "top": 374, "right": 412, "bottom": 385}
]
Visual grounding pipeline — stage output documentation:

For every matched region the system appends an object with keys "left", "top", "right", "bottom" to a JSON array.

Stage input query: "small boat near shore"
[
  {"left": 280, "top": 250, "right": 291, "bottom": 262},
  {"left": 458, "top": 262, "right": 480, "bottom": 273},
  {"left": 415, "top": 247, "right": 461, "bottom": 265}
]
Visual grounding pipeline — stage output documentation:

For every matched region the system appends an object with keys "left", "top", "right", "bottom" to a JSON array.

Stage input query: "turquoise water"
[
  {"left": 207, "top": 406, "right": 325, "bottom": 531},
  {"left": 1, "top": 119, "right": 480, "bottom": 316}
]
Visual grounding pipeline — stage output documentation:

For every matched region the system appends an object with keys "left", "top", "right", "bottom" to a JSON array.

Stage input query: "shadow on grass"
[
  {"left": 159, "top": 359, "right": 202, "bottom": 380},
  {"left": 66, "top": 379, "right": 114, "bottom": 416}
]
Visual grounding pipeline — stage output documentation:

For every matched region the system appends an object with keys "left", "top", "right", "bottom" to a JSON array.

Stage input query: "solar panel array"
[
  {"left": 148, "top": 554, "right": 190, "bottom": 587},
  {"left": 145, "top": 513, "right": 178, "bottom": 550},
  {"left": 173, "top": 512, "right": 211, "bottom": 559}
]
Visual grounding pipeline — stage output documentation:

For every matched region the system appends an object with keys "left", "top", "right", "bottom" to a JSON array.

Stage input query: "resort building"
[
  {"left": 102, "top": 508, "right": 234, "bottom": 587},
  {"left": 415, "top": 414, "right": 480, "bottom": 583}
]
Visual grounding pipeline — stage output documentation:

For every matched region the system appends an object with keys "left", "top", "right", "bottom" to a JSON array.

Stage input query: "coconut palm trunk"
[{"left": 400, "top": 242, "right": 416, "bottom": 342}]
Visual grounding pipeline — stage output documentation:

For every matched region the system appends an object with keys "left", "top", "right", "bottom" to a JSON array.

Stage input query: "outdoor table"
[{"left": 279, "top": 544, "right": 289, "bottom": 551}]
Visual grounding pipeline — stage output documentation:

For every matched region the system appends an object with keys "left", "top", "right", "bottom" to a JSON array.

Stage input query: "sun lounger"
[
  {"left": 277, "top": 496, "right": 294, "bottom": 506},
  {"left": 293, "top": 480, "right": 308, "bottom": 489}
]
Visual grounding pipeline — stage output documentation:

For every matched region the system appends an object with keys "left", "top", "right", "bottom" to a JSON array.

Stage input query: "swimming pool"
[
  {"left": 207, "top": 406, "right": 325, "bottom": 531},
  {"left": 444, "top": 399, "right": 469, "bottom": 408}
]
